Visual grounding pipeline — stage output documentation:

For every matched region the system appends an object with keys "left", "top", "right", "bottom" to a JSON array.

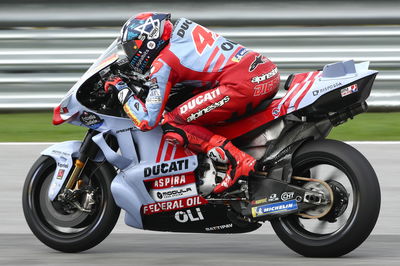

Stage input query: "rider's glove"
[{"left": 104, "top": 76, "right": 132, "bottom": 105}]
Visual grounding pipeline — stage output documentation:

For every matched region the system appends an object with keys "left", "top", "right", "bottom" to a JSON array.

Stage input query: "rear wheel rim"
[{"left": 281, "top": 155, "right": 359, "bottom": 240}]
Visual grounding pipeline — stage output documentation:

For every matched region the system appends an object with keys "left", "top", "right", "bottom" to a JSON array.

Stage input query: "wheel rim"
[
  {"left": 281, "top": 156, "right": 359, "bottom": 239},
  {"left": 28, "top": 159, "right": 107, "bottom": 237}
]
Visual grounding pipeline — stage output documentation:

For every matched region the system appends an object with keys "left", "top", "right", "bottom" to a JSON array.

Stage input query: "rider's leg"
[
  {"left": 162, "top": 121, "right": 256, "bottom": 194},
  {"left": 163, "top": 54, "right": 279, "bottom": 193}
]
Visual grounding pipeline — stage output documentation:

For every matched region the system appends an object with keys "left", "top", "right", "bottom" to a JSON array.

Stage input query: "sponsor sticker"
[
  {"left": 253, "top": 75, "right": 280, "bottom": 97},
  {"left": 251, "top": 198, "right": 268, "bottom": 205},
  {"left": 231, "top": 48, "right": 249, "bottom": 63},
  {"left": 151, "top": 182, "right": 198, "bottom": 202},
  {"left": 272, "top": 108, "right": 280, "bottom": 118},
  {"left": 268, "top": 193, "right": 279, "bottom": 202},
  {"left": 151, "top": 174, "right": 195, "bottom": 189},
  {"left": 251, "top": 67, "right": 278, "bottom": 84},
  {"left": 205, "top": 223, "right": 233, "bottom": 232},
  {"left": 57, "top": 162, "right": 68, "bottom": 168},
  {"left": 251, "top": 200, "right": 298, "bottom": 218},
  {"left": 249, "top": 55, "right": 268, "bottom": 72},
  {"left": 340, "top": 84, "right": 358, "bottom": 97},
  {"left": 116, "top": 127, "right": 134, "bottom": 134},
  {"left": 312, "top": 82, "right": 343, "bottom": 96},
  {"left": 155, "top": 186, "right": 195, "bottom": 201},
  {"left": 186, "top": 96, "right": 230, "bottom": 122},
  {"left": 180, "top": 88, "right": 221, "bottom": 115},
  {"left": 144, "top": 159, "right": 190, "bottom": 177},
  {"left": 147, "top": 88, "right": 162, "bottom": 104},
  {"left": 176, "top": 19, "right": 193, "bottom": 38},
  {"left": 51, "top": 150, "right": 70, "bottom": 157},
  {"left": 281, "top": 192, "right": 294, "bottom": 201},
  {"left": 80, "top": 111, "right": 104, "bottom": 129},
  {"left": 56, "top": 169, "right": 65, "bottom": 180},
  {"left": 147, "top": 41, "right": 156, "bottom": 49},
  {"left": 143, "top": 196, "right": 208, "bottom": 215},
  {"left": 175, "top": 208, "right": 204, "bottom": 223}
]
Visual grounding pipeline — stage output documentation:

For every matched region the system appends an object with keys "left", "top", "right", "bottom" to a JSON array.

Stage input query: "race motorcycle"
[{"left": 22, "top": 39, "right": 381, "bottom": 257}]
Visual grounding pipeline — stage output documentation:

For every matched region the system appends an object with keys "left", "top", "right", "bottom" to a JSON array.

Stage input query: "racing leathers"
[{"left": 109, "top": 18, "right": 280, "bottom": 193}]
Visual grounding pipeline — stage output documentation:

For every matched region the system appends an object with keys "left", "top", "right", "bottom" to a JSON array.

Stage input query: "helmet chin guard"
[{"left": 119, "top": 12, "right": 172, "bottom": 74}]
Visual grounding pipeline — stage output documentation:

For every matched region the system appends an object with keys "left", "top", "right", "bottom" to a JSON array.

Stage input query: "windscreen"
[{"left": 84, "top": 39, "right": 119, "bottom": 78}]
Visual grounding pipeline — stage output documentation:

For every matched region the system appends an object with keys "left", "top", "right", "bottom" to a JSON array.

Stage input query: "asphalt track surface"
[{"left": 1, "top": 142, "right": 399, "bottom": 265}]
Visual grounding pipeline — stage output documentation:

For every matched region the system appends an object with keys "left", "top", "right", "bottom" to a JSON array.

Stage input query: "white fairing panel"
[
  {"left": 276, "top": 60, "right": 378, "bottom": 116},
  {"left": 41, "top": 141, "right": 82, "bottom": 201},
  {"left": 296, "top": 60, "right": 378, "bottom": 111}
]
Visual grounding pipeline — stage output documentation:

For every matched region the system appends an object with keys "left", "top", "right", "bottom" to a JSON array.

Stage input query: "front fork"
[
  {"left": 55, "top": 130, "right": 103, "bottom": 213},
  {"left": 64, "top": 129, "right": 100, "bottom": 190}
]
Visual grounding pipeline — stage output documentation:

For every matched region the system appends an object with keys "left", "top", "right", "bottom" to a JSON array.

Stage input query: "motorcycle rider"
[{"left": 105, "top": 12, "right": 280, "bottom": 194}]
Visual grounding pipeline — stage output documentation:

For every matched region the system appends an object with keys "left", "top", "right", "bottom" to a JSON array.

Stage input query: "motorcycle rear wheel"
[
  {"left": 22, "top": 155, "right": 120, "bottom": 253},
  {"left": 271, "top": 139, "right": 380, "bottom": 257}
]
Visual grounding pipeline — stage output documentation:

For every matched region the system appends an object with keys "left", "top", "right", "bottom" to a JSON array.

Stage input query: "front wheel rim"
[{"left": 27, "top": 159, "right": 108, "bottom": 238}]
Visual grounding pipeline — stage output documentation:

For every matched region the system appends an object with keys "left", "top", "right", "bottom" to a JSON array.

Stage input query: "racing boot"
[{"left": 204, "top": 136, "right": 256, "bottom": 194}]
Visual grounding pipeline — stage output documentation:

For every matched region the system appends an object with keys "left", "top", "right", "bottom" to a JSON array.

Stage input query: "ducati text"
[{"left": 144, "top": 159, "right": 189, "bottom": 177}]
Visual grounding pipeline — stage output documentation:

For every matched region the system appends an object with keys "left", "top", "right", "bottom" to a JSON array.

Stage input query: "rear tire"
[
  {"left": 22, "top": 156, "right": 120, "bottom": 253},
  {"left": 271, "top": 139, "right": 380, "bottom": 257}
]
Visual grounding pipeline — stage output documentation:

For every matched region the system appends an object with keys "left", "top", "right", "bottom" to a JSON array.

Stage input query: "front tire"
[
  {"left": 271, "top": 139, "right": 380, "bottom": 257},
  {"left": 22, "top": 155, "right": 120, "bottom": 253}
]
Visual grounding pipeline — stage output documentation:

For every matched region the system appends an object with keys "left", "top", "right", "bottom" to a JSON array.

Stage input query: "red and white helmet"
[{"left": 119, "top": 12, "right": 173, "bottom": 74}]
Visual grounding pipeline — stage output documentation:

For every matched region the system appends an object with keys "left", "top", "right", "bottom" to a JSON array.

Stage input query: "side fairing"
[{"left": 110, "top": 127, "right": 200, "bottom": 229}]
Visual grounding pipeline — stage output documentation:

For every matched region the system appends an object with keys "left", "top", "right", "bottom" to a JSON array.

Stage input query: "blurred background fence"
[{"left": 0, "top": 0, "right": 399, "bottom": 111}]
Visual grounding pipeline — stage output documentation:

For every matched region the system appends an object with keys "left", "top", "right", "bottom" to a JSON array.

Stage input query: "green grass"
[
  {"left": 328, "top": 112, "right": 400, "bottom": 140},
  {"left": 0, "top": 112, "right": 399, "bottom": 142},
  {"left": 0, "top": 112, "right": 86, "bottom": 142}
]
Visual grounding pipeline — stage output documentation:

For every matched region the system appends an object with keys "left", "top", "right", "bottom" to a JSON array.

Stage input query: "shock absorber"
[{"left": 64, "top": 129, "right": 100, "bottom": 190}]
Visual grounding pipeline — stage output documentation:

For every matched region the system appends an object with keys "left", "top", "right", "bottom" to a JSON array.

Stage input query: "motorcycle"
[{"left": 22, "top": 39, "right": 381, "bottom": 257}]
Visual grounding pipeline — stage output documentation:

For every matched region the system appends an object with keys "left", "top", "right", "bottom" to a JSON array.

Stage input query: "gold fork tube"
[{"left": 65, "top": 159, "right": 85, "bottom": 189}]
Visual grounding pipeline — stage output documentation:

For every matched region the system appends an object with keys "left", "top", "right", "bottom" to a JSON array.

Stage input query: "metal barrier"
[{"left": 0, "top": 1, "right": 399, "bottom": 111}]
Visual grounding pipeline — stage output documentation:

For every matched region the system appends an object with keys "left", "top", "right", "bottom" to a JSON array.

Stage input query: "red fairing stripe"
[
  {"left": 142, "top": 196, "right": 208, "bottom": 215},
  {"left": 293, "top": 71, "right": 322, "bottom": 109},
  {"left": 52, "top": 105, "right": 65, "bottom": 125}
]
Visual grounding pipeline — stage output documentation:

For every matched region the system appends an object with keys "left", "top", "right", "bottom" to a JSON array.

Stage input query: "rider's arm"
[{"left": 109, "top": 59, "right": 177, "bottom": 131}]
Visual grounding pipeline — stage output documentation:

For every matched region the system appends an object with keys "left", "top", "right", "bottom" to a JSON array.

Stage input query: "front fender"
[{"left": 41, "top": 141, "right": 82, "bottom": 201}]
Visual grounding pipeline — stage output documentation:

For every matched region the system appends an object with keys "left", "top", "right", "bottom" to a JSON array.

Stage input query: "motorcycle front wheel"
[
  {"left": 22, "top": 155, "right": 120, "bottom": 253},
  {"left": 271, "top": 139, "right": 381, "bottom": 257}
]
